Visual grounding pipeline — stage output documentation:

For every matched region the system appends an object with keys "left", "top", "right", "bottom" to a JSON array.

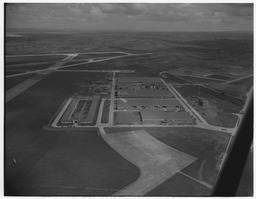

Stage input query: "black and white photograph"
[{"left": 4, "top": 1, "right": 253, "bottom": 196}]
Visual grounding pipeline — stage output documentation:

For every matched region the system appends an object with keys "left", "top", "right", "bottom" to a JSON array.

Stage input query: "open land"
[
  {"left": 5, "top": 31, "right": 253, "bottom": 196},
  {"left": 6, "top": 73, "right": 35, "bottom": 90},
  {"left": 5, "top": 71, "right": 140, "bottom": 196}
]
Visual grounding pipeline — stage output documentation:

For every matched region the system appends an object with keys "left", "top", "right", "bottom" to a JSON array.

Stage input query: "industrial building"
[
  {"left": 60, "top": 95, "right": 100, "bottom": 126},
  {"left": 116, "top": 99, "right": 184, "bottom": 111},
  {"left": 140, "top": 110, "right": 195, "bottom": 125}
]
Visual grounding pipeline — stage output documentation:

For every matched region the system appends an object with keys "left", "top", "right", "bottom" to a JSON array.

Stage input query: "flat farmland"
[
  {"left": 72, "top": 52, "right": 126, "bottom": 60},
  {"left": 6, "top": 63, "right": 54, "bottom": 72},
  {"left": 60, "top": 55, "right": 157, "bottom": 72},
  {"left": 5, "top": 71, "right": 140, "bottom": 196},
  {"left": 59, "top": 58, "right": 149, "bottom": 71},
  {"left": 208, "top": 83, "right": 247, "bottom": 99},
  {"left": 6, "top": 55, "right": 66, "bottom": 65},
  {"left": 177, "top": 75, "right": 225, "bottom": 85},
  {"left": 6, "top": 70, "right": 28, "bottom": 76},
  {"left": 206, "top": 74, "right": 231, "bottom": 80},
  {"left": 5, "top": 73, "right": 35, "bottom": 90},
  {"left": 104, "top": 127, "right": 230, "bottom": 187},
  {"left": 230, "top": 76, "right": 253, "bottom": 92}
]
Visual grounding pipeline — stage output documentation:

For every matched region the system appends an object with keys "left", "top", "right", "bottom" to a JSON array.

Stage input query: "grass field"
[
  {"left": 230, "top": 76, "right": 253, "bottom": 92},
  {"left": 174, "top": 85, "right": 242, "bottom": 113},
  {"left": 72, "top": 53, "right": 125, "bottom": 60},
  {"left": 60, "top": 56, "right": 155, "bottom": 72},
  {"left": 6, "top": 55, "right": 66, "bottom": 65},
  {"left": 5, "top": 71, "right": 140, "bottom": 196},
  {"left": 145, "top": 173, "right": 211, "bottom": 196},
  {"left": 6, "top": 63, "right": 54, "bottom": 72},
  {"left": 5, "top": 73, "right": 35, "bottom": 90},
  {"left": 177, "top": 75, "right": 225, "bottom": 85},
  {"left": 206, "top": 74, "right": 230, "bottom": 80},
  {"left": 114, "top": 111, "right": 142, "bottom": 125}
]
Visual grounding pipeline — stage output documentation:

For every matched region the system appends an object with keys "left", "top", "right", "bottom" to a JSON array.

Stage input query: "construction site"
[
  {"left": 114, "top": 76, "right": 195, "bottom": 126},
  {"left": 116, "top": 77, "right": 173, "bottom": 98}
]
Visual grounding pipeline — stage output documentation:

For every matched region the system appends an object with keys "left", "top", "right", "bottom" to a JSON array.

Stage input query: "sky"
[{"left": 6, "top": 3, "right": 253, "bottom": 32}]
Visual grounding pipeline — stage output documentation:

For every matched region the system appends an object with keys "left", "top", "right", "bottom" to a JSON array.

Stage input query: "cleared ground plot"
[
  {"left": 6, "top": 55, "right": 67, "bottom": 65},
  {"left": 114, "top": 111, "right": 142, "bottom": 125},
  {"left": 72, "top": 53, "right": 125, "bottom": 60},
  {"left": 102, "top": 130, "right": 197, "bottom": 196},
  {"left": 6, "top": 63, "right": 54, "bottom": 72}
]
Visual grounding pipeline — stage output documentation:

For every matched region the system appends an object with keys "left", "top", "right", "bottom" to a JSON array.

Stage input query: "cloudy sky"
[{"left": 6, "top": 3, "right": 253, "bottom": 32}]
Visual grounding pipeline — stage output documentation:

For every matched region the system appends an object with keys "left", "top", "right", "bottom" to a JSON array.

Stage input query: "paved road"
[{"left": 109, "top": 72, "right": 116, "bottom": 125}]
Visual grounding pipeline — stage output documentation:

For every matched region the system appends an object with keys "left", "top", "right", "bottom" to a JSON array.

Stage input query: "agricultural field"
[
  {"left": 206, "top": 74, "right": 231, "bottom": 80},
  {"left": 177, "top": 75, "right": 225, "bottom": 85},
  {"left": 5, "top": 71, "right": 140, "bottom": 195},
  {"left": 6, "top": 63, "right": 54, "bottom": 73},
  {"left": 229, "top": 76, "right": 253, "bottom": 93},
  {"left": 72, "top": 52, "right": 126, "bottom": 60},
  {"left": 6, "top": 55, "right": 66, "bottom": 65},
  {"left": 59, "top": 56, "right": 150, "bottom": 71}
]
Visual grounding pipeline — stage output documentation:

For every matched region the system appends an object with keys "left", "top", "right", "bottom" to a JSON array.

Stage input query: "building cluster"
[
  {"left": 60, "top": 95, "right": 100, "bottom": 126},
  {"left": 116, "top": 77, "right": 173, "bottom": 98},
  {"left": 114, "top": 76, "right": 195, "bottom": 126}
]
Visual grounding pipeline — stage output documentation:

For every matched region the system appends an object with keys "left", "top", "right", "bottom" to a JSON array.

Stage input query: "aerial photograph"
[{"left": 5, "top": 2, "right": 253, "bottom": 196}]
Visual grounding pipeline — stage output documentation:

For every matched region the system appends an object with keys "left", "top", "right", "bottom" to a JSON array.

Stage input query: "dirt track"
[{"left": 102, "top": 130, "right": 197, "bottom": 196}]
